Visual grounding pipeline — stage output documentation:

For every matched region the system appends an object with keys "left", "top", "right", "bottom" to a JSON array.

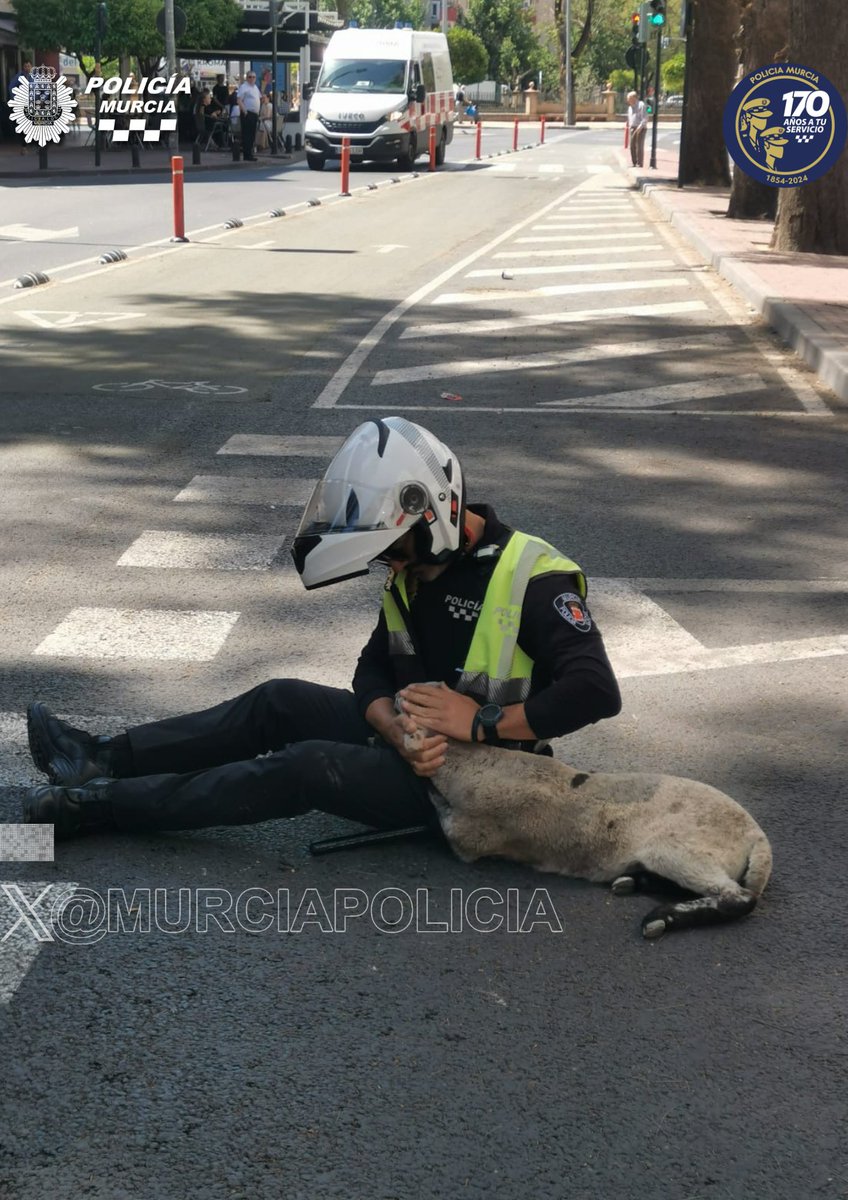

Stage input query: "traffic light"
[
  {"left": 649, "top": 0, "right": 666, "bottom": 27},
  {"left": 630, "top": 10, "right": 640, "bottom": 42}
]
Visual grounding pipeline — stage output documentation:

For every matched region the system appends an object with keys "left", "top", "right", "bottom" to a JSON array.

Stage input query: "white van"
[{"left": 304, "top": 28, "right": 455, "bottom": 171}]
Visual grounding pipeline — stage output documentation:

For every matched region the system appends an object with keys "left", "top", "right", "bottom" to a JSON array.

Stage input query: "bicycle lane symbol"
[{"left": 92, "top": 380, "right": 248, "bottom": 395}]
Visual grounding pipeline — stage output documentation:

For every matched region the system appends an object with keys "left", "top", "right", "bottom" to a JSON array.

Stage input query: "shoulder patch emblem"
[{"left": 553, "top": 592, "right": 592, "bottom": 632}]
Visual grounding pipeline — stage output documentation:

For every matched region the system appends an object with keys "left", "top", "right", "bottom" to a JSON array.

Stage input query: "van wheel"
[
  {"left": 306, "top": 152, "right": 325, "bottom": 171},
  {"left": 397, "top": 133, "right": 417, "bottom": 170},
  {"left": 435, "top": 127, "right": 446, "bottom": 166}
]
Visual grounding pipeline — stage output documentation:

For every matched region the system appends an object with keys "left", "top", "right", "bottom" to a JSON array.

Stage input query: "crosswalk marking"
[
  {"left": 0, "top": 883, "right": 79, "bottom": 1007},
  {"left": 591, "top": 579, "right": 848, "bottom": 679},
  {"left": 494, "top": 242, "right": 661, "bottom": 259},
  {"left": 117, "top": 531, "right": 286, "bottom": 570},
  {"left": 371, "top": 332, "right": 734, "bottom": 386},
  {"left": 467, "top": 259, "right": 676, "bottom": 278},
  {"left": 217, "top": 435, "right": 343, "bottom": 457},
  {"left": 432, "top": 276, "right": 689, "bottom": 306},
  {"left": 516, "top": 232, "right": 657, "bottom": 244},
  {"left": 554, "top": 204, "right": 632, "bottom": 211},
  {"left": 530, "top": 222, "right": 629, "bottom": 231},
  {"left": 33, "top": 608, "right": 241, "bottom": 660},
  {"left": 539, "top": 374, "right": 768, "bottom": 409},
  {"left": 399, "top": 299, "right": 707, "bottom": 342},
  {"left": 173, "top": 476, "right": 318, "bottom": 506}
]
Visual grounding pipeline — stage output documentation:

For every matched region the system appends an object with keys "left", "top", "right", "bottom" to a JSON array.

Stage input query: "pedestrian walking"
[{"left": 23, "top": 418, "right": 622, "bottom": 843}]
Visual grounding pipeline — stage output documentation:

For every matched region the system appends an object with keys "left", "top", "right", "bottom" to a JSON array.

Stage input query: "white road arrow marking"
[
  {"left": 18, "top": 311, "right": 144, "bottom": 330},
  {"left": 374, "top": 244, "right": 408, "bottom": 254},
  {"left": 0, "top": 224, "right": 80, "bottom": 241}
]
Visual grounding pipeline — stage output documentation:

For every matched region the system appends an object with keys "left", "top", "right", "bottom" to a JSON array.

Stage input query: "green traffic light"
[{"left": 650, "top": 12, "right": 665, "bottom": 23}]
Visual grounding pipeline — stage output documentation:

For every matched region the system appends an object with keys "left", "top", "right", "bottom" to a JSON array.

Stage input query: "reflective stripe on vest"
[{"left": 382, "top": 531, "right": 585, "bottom": 705}]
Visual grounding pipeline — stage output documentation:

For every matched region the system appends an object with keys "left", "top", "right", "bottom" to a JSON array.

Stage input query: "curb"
[
  {"left": 626, "top": 158, "right": 848, "bottom": 404},
  {"left": 0, "top": 150, "right": 307, "bottom": 181}
]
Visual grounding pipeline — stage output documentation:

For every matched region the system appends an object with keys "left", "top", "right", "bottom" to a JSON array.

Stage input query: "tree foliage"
[
  {"left": 14, "top": 0, "right": 241, "bottom": 72},
  {"left": 348, "top": 0, "right": 424, "bottom": 29},
  {"left": 447, "top": 27, "right": 488, "bottom": 85},
  {"left": 462, "top": 0, "right": 540, "bottom": 84},
  {"left": 661, "top": 52, "right": 685, "bottom": 93}
]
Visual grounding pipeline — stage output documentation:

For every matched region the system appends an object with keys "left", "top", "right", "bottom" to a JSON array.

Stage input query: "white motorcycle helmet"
[{"left": 292, "top": 417, "right": 465, "bottom": 590}]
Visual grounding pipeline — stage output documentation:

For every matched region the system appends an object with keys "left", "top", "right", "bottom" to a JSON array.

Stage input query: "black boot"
[
  {"left": 27, "top": 702, "right": 115, "bottom": 787},
  {"left": 22, "top": 779, "right": 116, "bottom": 841}
]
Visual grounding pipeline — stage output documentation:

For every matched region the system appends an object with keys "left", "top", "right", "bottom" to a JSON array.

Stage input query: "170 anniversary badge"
[{"left": 723, "top": 62, "right": 847, "bottom": 188}]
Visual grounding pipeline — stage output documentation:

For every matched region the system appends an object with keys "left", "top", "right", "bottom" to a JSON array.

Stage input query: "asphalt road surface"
[{"left": 0, "top": 126, "right": 846, "bottom": 1200}]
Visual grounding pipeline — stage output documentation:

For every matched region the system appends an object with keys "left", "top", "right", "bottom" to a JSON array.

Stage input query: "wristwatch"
[{"left": 471, "top": 703, "right": 504, "bottom": 745}]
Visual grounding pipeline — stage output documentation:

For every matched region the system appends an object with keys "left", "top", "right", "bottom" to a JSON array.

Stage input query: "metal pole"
[
  {"left": 441, "top": 0, "right": 448, "bottom": 34},
  {"left": 164, "top": 0, "right": 177, "bottom": 78},
  {"left": 650, "top": 25, "right": 661, "bottom": 168},
  {"left": 677, "top": 0, "right": 692, "bottom": 188},
  {"left": 270, "top": 0, "right": 278, "bottom": 155},
  {"left": 564, "top": 0, "right": 574, "bottom": 125},
  {"left": 94, "top": 42, "right": 101, "bottom": 167}
]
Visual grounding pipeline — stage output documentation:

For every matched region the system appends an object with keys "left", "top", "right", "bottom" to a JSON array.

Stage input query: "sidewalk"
[
  {"left": 620, "top": 143, "right": 848, "bottom": 403},
  {"left": 0, "top": 135, "right": 301, "bottom": 179}
]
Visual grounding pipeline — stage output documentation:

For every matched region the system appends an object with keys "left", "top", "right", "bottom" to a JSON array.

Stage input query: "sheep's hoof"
[
  {"left": 611, "top": 875, "right": 635, "bottom": 896},
  {"left": 642, "top": 919, "right": 667, "bottom": 940}
]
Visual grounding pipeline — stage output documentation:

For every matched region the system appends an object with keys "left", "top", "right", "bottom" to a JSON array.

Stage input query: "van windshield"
[{"left": 316, "top": 58, "right": 408, "bottom": 94}]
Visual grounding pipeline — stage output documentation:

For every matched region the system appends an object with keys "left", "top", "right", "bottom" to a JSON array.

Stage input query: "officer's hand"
[
  {"left": 392, "top": 711, "right": 448, "bottom": 777},
  {"left": 399, "top": 683, "right": 480, "bottom": 742}
]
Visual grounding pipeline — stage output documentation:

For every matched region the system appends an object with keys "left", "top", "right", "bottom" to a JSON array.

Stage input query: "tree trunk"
[
  {"left": 679, "top": 0, "right": 741, "bottom": 186},
  {"left": 726, "top": 0, "right": 789, "bottom": 219},
  {"left": 771, "top": 0, "right": 848, "bottom": 253}
]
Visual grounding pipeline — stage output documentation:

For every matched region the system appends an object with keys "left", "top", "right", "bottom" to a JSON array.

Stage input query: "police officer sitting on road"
[{"left": 23, "top": 418, "right": 622, "bottom": 841}]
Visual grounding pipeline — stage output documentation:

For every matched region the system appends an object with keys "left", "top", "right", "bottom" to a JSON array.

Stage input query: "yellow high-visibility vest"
[{"left": 382, "top": 531, "right": 585, "bottom": 706}]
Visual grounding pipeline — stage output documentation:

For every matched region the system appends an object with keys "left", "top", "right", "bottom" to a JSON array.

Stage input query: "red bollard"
[
  {"left": 513, "top": 118, "right": 519, "bottom": 151},
  {"left": 624, "top": 121, "right": 630, "bottom": 151},
  {"left": 170, "top": 156, "right": 188, "bottom": 243},
  {"left": 475, "top": 119, "right": 482, "bottom": 159},
  {"left": 340, "top": 136, "right": 351, "bottom": 196},
  {"left": 429, "top": 123, "right": 436, "bottom": 171},
  {"left": 540, "top": 114, "right": 546, "bottom": 144}
]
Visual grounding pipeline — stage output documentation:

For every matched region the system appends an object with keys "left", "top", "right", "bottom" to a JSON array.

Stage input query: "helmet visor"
[{"left": 295, "top": 476, "right": 402, "bottom": 538}]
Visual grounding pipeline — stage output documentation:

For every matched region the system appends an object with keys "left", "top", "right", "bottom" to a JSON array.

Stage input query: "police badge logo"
[
  {"left": 553, "top": 592, "right": 592, "bottom": 632},
  {"left": 8, "top": 65, "right": 77, "bottom": 148},
  {"left": 723, "top": 63, "right": 847, "bottom": 188}
]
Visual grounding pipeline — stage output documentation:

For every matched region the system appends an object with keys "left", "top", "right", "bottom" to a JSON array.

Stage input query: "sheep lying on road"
[{"left": 426, "top": 741, "right": 772, "bottom": 940}]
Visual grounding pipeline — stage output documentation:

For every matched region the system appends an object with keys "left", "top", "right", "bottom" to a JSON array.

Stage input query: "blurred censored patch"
[{"left": 0, "top": 824, "right": 54, "bottom": 862}]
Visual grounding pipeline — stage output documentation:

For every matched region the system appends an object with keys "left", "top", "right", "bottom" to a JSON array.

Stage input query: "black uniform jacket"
[{"left": 352, "top": 505, "right": 622, "bottom": 742}]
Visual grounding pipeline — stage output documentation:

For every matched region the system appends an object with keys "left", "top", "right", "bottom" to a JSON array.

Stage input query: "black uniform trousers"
[{"left": 107, "top": 679, "right": 437, "bottom": 834}]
